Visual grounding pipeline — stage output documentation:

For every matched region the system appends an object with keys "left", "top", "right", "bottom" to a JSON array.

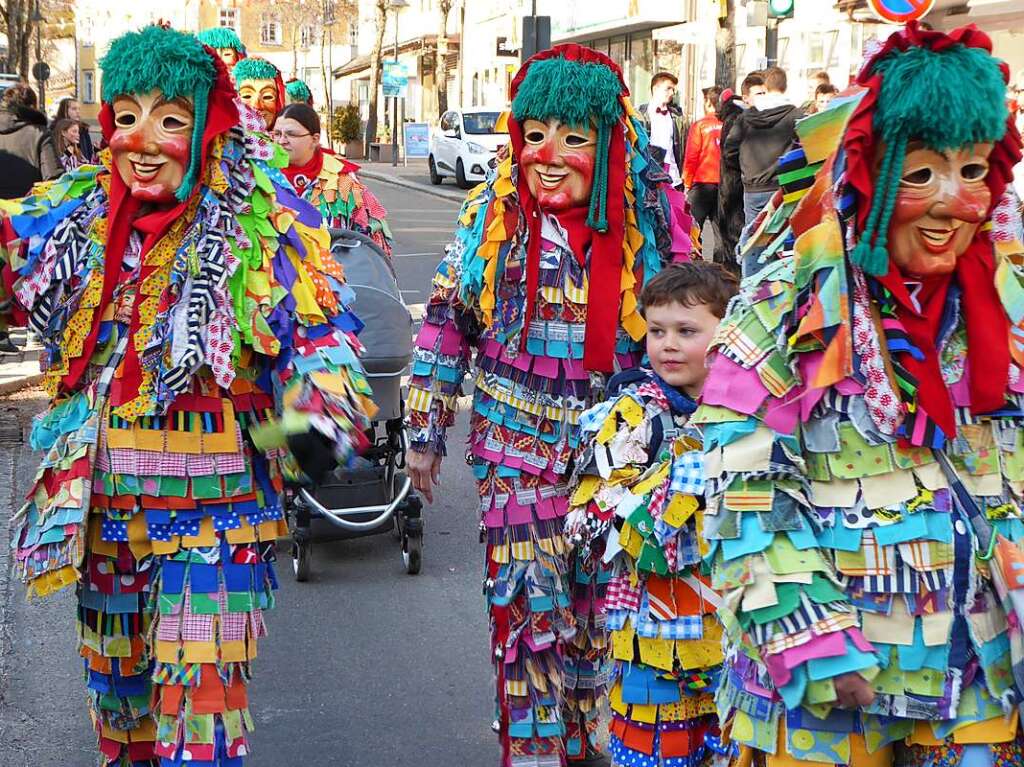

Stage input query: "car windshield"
[{"left": 462, "top": 112, "right": 503, "bottom": 135}]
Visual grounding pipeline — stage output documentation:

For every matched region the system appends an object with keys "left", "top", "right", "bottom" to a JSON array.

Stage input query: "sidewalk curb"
[
  {"left": 359, "top": 169, "right": 468, "bottom": 204},
  {"left": 0, "top": 374, "right": 43, "bottom": 397}
]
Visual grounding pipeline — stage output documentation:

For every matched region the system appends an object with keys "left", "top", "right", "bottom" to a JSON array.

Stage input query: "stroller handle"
[{"left": 298, "top": 475, "right": 412, "bottom": 531}]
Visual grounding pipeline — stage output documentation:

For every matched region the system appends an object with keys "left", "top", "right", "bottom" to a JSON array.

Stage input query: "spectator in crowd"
[
  {"left": 0, "top": 83, "right": 61, "bottom": 199},
  {"left": 803, "top": 69, "right": 831, "bottom": 110},
  {"left": 53, "top": 118, "right": 86, "bottom": 172},
  {"left": 715, "top": 72, "right": 765, "bottom": 269},
  {"left": 682, "top": 85, "right": 723, "bottom": 232},
  {"left": 53, "top": 97, "right": 96, "bottom": 162},
  {"left": 638, "top": 71, "right": 686, "bottom": 188},
  {"left": 723, "top": 66, "right": 802, "bottom": 229},
  {"left": 812, "top": 83, "right": 840, "bottom": 113}
]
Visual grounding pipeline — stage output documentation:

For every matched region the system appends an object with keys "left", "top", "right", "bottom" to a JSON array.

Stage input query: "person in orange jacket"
[{"left": 682, "top": 86, "right": 723, "bottom": 232}]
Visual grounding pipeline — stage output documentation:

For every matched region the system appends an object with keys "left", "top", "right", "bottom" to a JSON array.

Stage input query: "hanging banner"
[
  {"left": 867, "top": 0, "right": 936, "bottom": 23},
  {"left": 382, "top": 60, "right": 409, "bottom": 98}
]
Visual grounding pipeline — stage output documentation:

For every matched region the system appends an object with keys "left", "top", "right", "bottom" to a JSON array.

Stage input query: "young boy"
[{"left": 566, "top": 262, "right": 738, "bottom": 767}]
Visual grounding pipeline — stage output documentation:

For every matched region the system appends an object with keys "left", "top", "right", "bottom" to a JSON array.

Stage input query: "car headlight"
[{"left": 467, "top": 142, "right": 488, "bottom": 154}]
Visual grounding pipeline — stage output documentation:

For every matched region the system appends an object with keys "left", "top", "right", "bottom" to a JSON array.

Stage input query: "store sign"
[
  {"left": 867, "top": 0, "right": 936, "bottom": 23},
  {"left": 382, "top": 60, "right": 408, "bottom": 98},
  {"left": 496, "top": 36, "right": 518, "bottom": 58},
  {"left": 403, "top": 123, "right": 430, "bottom": 158}
]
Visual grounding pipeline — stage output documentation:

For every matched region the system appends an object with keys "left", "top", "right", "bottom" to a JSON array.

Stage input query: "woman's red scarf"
[
  {"left": 282, "top": 147, "right": 324, "bottom": 196},
  {"left": 843, "top": 22, "right": 1023, "bottom": 440},
  {"left": 72, "top": 47, "right": 240, "bottom": 405}
]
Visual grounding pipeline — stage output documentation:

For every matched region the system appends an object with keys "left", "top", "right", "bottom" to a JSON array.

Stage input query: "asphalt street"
[{"left": 0, "top": 181, "right": 500, "bottom": 766}]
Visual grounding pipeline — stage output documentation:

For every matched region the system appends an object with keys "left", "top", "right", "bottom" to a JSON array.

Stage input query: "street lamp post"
[
  {"left": 33, "top": 0, "right": 45, "bottom": 109},
  {"left": 390, "top": 0, "right": 407, "bottom": 167}
]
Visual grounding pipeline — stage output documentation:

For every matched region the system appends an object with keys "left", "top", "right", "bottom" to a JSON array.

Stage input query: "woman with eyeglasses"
[{"left": 272, "top": 103, "right": 393, "bottom": 256}]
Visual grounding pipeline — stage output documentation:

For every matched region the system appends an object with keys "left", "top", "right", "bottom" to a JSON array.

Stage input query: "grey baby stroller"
[{"left": 287, "top": 229, "right": 424, "bottom": 580}]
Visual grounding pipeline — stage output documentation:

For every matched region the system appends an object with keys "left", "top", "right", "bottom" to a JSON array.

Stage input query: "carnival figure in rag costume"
[
  {"left": 405, "top": 44, "right": 689, "bottom": 766},
  {"left": 274, "top": 103, "right": 395, "bottom": 257},
  {"left": 0, "top": 25, "right": 375, "bottom": 766},
  {"left": 694, "top": 22, "right": 1024, "bottom": 767},
  {"left": 196, "top": 26, "right": 246, "bottom": 71},
  {"left": 285, "top": 78, "right": 314, "bottom": 106},
  {"left": 232, "top": 57, "right": 286, "bottom": 129}
]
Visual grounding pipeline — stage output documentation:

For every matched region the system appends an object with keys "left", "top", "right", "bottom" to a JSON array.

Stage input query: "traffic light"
[{"left": 768, "top": 0, "right": 794, "bottom": 18}]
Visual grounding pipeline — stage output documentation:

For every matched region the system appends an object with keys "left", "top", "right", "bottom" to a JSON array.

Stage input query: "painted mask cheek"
[
  {"left": 562, "top": 150, "right": 595, "bottom": 180},
  {"left": 157, "top": 135, "right": 191, "bottom": 165}
]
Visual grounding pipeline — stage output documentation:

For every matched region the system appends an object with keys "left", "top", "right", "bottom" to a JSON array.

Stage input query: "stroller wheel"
[
  {"left": 402, "top": 535, "right": 422, "bottom": 575},
  {"left": 292, "top": 539, "right": 312, "bottom": 582}
]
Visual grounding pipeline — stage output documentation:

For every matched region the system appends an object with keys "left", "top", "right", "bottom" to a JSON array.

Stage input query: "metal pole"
[
  {"left": 34, "top": 0, "right": 45, "bottom": 110},
  {"left": 392, "top": 10, "right": 399, "bottom": 166},
  {"left": 765, "top": 18, "right": 778, "bottom": 68}
]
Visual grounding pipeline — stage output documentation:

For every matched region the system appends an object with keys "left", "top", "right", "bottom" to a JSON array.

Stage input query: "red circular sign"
[{"left": 868, "top": 0, "right": 935, "bottom": 23}]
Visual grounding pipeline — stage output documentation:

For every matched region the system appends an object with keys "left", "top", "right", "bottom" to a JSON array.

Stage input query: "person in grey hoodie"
[
  {"left": 0, "top": 83, "right": 60, "bottom": 352},
  {"left": 0, "top": 83, "right": 61, "bottom": 200},
  {"left": 722, "top": 66, "right": 802, "bottom": 232}
]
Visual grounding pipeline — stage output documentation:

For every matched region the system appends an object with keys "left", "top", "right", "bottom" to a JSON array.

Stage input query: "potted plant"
[{"left": 331, "top": 104, "right": 364, "bottom": 159}]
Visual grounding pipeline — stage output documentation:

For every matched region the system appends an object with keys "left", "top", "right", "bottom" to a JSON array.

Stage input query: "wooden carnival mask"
[
  {"left": 238, "top": 78, "right": 281, "bottom": 128},
  {"left": 110, "top": 89, "right": 194, "bottom": 204},
  {"left": 886, "top": 141, "right": 994, "bottom": 277},
  {"left": 519, "top": 118, "right": 598, "bottom": 212}
]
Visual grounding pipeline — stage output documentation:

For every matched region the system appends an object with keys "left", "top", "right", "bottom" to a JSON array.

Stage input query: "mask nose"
[{"left": 932, "top": 171, "right": 989, "bottom": 223}]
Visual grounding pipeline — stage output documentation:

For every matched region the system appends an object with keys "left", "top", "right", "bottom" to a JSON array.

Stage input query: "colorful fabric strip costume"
[
  {"left": 695, "top": 23, "right": 1024, "bottom": 766},
  {"left": 284, "top": 150, "right": 395, "bottom": 258},
  {"left": 0, "top": 26, "right": 374, "bottom": 766},
  {"left": 566, "top": 371, "right": 722, "bottom": 767},
  {"left": 405, "top": 43, "right": 687, "bottom": 766}
]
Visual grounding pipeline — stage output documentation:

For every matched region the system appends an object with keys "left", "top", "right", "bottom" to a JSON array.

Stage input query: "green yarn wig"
[
  {"left": 511, "top": 55, "right": 626, "bottom": 231},
  {"left": 100, "top": 25, "right": 218, "bottom": 202},
  {"left": 286, "top": 78, "right": 313, "bottom": 105},
  {"left": 232, "top": 57, "right": 282, "bottom": 83},
  {"left": 851, "top": 41, "right": 1009, "bottom": 275},
  {"left": 197, "top": 26, "right": 246, "bottom": 55}
]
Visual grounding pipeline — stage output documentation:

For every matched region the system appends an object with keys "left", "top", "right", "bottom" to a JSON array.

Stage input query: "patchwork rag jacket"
[{"left": 566, "top": 371, "right": 724, "bottom": 767}]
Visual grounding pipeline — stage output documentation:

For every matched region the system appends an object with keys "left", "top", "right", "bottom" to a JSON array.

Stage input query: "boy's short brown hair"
[
  {"left": 764, "top": 66, "right": 788, "bottom": 93},
  {"left": 640, "top": 262, "right": 739, "bottom": 319}
]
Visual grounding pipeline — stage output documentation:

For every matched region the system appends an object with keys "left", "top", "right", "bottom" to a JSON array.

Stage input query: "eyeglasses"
[{"left": 271, "top": 130, "right": 313, "bottom": 141}]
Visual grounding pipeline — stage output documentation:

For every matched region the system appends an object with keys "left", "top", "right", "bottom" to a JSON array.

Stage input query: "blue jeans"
[{"left": 743, "top": 189, "right": 774, "bottom": 228}]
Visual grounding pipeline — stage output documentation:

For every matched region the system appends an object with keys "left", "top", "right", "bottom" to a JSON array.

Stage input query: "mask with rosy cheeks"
[
  {"left": 519, "top": 118, "right": 597, "bottom": 211},
  {"left": 886, "top": 142, "right": 993, "bottom": 277},
  {"left": 238, "top": 79, "right": 281, "bottom": 127},
  {"left": 110, "top": 90, "right": 194, "bottom": 204},
  {"left": 217, "top": 48, "right": 240, "bottom": 69}
]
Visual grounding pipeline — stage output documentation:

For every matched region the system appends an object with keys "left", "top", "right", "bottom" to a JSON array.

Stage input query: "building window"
[
  {"left": 300, "top": 25, "right": 316, "bottom": 49},
  {"left": 348, "top": 23, "right": 359, "bottom": 47},
  {"left": 82, "top": 69, "right": 95, "bottom": 103},
  {"left": 219, "top": 7, "right": 239, "bottom": 33},
  {"left": 260, "top": 14, "right": 282, "bottom": 46}
]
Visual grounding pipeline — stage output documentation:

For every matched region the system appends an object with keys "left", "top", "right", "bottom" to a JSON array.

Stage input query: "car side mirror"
[{"left": 443, "top": 128, "right": 459, "bottom": 139}]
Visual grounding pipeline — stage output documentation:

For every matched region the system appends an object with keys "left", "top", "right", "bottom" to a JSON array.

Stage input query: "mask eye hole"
[
  {"left": 564, "top": 133, "right": 589, "bottom": 147},
  {"left": 902, "top": 167, "right": 933, "bottom": 186},
  {"left": 524, "top": 129, "right": 545, "bottom": 144},
  {"left": 114, "top": 112, "right": 137, "bottom": 128},
  {"left": 162, "top": 115, "right": 189, "bottom": 131},
  {"left": 961, "top": 162, "right": 988, "bottom": 181}
]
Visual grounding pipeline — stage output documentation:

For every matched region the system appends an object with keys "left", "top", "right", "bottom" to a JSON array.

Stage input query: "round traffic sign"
[
  {"left": 867, "top": 0, "right": 935, "bottom": 23},
  {"left": 32, "top": 61, "right": 50, "bottom": 82}
]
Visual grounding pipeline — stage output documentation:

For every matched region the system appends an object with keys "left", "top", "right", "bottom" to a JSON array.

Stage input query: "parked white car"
[{"left": 429, "top": 107, "right": 507, "bottom": 188}]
